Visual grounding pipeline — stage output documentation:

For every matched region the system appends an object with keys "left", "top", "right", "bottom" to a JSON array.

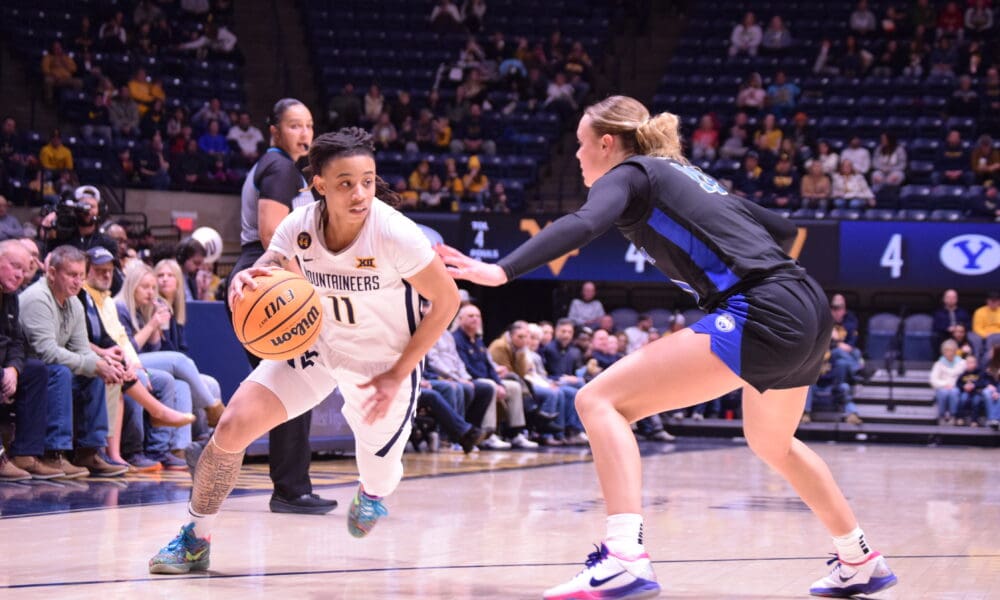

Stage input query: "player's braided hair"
[{"left": 305, "top": 127, "right": 400, "bottom": 206}]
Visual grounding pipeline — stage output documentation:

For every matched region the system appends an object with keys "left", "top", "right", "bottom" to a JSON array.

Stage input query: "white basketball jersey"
[{"left": 269, "top": 199, "right": 435, "bottom": 367}]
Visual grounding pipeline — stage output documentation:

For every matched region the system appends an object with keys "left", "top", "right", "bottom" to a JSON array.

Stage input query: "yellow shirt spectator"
[
  {"left": 39, "top": 138, "right": 74, "bottom": 171},
  {"left": 128, "top": 72, "right": 166, "bottom": 116},
  {"left": 972, "top": 295, "right": 1000, "bottom": 338}
]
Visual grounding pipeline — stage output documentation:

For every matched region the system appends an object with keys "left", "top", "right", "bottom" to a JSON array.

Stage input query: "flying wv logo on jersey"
[{"left": 264, "top": 289, "right": 296, "bottom": 319}]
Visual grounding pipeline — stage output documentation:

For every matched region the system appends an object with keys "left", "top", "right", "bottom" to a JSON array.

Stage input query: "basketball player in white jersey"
[{"left": 149, "top": 128, "right": 461, "bottom": 573}]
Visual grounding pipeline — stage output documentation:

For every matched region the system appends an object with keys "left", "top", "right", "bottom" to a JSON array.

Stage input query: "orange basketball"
[{"left": 231, "top": 269, "right": 323, "bottom": 360}]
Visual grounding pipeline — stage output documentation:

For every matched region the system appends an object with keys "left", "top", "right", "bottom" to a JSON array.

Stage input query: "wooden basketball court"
[{"left": 2, "top": 440, "right": 998, "bottom": 599}]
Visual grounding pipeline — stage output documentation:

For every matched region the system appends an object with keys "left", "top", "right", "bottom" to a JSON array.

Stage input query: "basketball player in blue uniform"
[
  {"left": 149, "top": 128, "right": 460, "bottom": 573},
  {"left": 438, "top": 96, "right": 897, "bottom": 599}
]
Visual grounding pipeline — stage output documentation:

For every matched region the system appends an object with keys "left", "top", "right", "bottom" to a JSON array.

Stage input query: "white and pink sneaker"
[
  {"left": 543, "top": 543, "right": 660, "bottom": 600},
  {"left": 809, "top": 551, "right": 898, "bottom": 598}
]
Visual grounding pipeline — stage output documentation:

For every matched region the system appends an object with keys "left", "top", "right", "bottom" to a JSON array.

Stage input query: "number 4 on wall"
[{"left": 880, "top": 233, "right": 903, "bottom": 279}]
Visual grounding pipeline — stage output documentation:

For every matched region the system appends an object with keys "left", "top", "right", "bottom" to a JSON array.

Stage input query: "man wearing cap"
[
  {"left": 972, "top": 292, "right": 1000, "bottom": 350},
  {"left": 18, "top": 245, "right": 128, "bottom": 477}
]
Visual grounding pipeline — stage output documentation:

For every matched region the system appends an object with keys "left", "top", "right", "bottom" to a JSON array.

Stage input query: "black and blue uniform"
[{"left": 498, "top": 156, "right": 832, "bottom": 392}]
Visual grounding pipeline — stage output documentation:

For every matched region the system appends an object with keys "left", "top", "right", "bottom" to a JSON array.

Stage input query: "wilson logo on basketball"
[
  {"left": 270, "top": 305, "right": 321, "bottom": 347},
  {"left": 263, "top": 289, "right": 296, "bottom": 320}
]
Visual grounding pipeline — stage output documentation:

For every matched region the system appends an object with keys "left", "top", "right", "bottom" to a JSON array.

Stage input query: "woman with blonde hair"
[
  {"left": 116, "top": 262, "right": 224, "bottom": 439},
  {"left": 438, "top": 95, "right": 896, "bottom": 599}
]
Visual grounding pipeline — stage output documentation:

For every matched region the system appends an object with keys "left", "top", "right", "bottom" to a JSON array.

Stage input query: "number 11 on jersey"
[{"left": 330, "top": 296, "right": 357, "bottom": 325}]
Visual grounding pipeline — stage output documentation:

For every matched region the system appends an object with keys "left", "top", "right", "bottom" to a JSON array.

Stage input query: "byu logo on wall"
[{"left": 938, "top": 234, "right": 1000, "bottom": 276}]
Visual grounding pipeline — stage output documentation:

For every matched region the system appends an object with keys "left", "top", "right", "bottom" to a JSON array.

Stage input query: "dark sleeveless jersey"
[{"left": 498, "top": 155, "right": 804, "bottom": 310}]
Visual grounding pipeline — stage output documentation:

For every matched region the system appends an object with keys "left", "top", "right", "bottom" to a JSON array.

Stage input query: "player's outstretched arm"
[
  {"left": 360, "top": 257, "right": 461, "bottom": 424},
  {"left": 435, "top": 244, "right": 508, "bottom": 286}
]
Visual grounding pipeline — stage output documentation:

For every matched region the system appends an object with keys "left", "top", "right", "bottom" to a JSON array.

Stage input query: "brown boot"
[
  {"left": 72, "top": 448, "right": 128, "bottom": 477},
  {"left": 0, "top": 451, "right": 31, "bottom": 481},
  {"left": 204, "top": 401, "right": 225, "bottom": 427},
  {"left": 42, "top": 451, "right": 88, "bottom": 479},
  {"left": 11, "top": 455, "right": 65, "bottom": 480}
]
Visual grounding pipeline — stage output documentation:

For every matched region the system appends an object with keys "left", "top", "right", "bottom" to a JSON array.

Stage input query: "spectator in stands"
[
  {"left": 841, "top": 136, "right": 871, "bottom": 175},
  {"left": 829, "top": 293, "right": 861, "bottom": 364},
  {"left": 764, "top": 152, "right": 799, "bottom": 209},
  {"left": 812, "top": 38, "right": 837, "bottom": 75},
  {"left": 462, "top": 155, "right": 490, "bottom": 210},
  {"left": 192, "top": 98, "right": 230, "bottom": 134},
  {"left": 938, "top": 130, "right": 972, "bottom": 184},
  {"left": 981, "top": 67, "right": 1000, "bottom": 131},
  {"left": 327, "top": 83, "right": 361, "bottom": 130},
  {"left": 0, "top": 241, "right": 62, "bottom": 480},
  {"left": 114, "top": 148, "right": 140, "bottom": 187},
  {"left": 442, "top": 156, "right": 464, "bottom": 200},
  {"left": 880, "top": 5, "right": 905, "bottom": 39},
  {"left": 176, "top": 22, "right": 238, "bottom": 59},
  {"left": 39, "top": 130, "right": 74, "bottom": 173},
  {"left": 948, "top": 75, "right": 980, "bottom": 117},
  {"left": 719, "top": 111, "right": 750, "bottom": 159},
  {"left": 624, "top": 314, "right": 654, "bottom": 354},
  {"left": 97, "top": 11, "right": 128, "bottom": 51},
  {"left": 937, "top": 1, "right": 965, "bottom": 39},
  {"left": 453, "top": 304, "right": 534, "bottom": 449},
  {"left": 800, "top": 159, "right": 832, "bottom": 210},
  {"left": 489, "top": 321, "right": 563, "bottom": 442},
  {"left": 409, "top": 160, "right": 433, "bottom": 194},
  {"left": 933, "top": 288, "right": 972, "bottom": 345},
  {"left": 361, "top": 84, "right": 384, "bottom": 127},
  {"left": 426, "top": 328, "right": 500, "bottom": 444},
  {"left": 840, "top": 35, "right": 873, "bottom": 77},
  {"left": 760, "top": 15, "right": 793, "bottom": 55},
  {"left": 850, "top": 0, "right": 878, "bottom": 36},
  {"left": 109, "top": 86, "right": 141, "bottom": 140},
  {"left": 831, "top": 159, "right": 875, "bottom": 208},
  {"left": 949, "top": 322, "right": 981, "bottom": 360},
  {"left": 371, "top": 112, "right": 398, "bottom": 152},
  {"left": 902, "top": 45, "right": 926, "bottom": 77},
  {"left": 73, "top": 16, "right": 96, "bottom": 54},
  {"left": 1, "top": 117, "right": 37, "bottom": 189},
  {"left": 127, "top": 69, "right": 164, "bottom": 117},
  {"left": 524, "top": 323, "right": 587, "bottom": 445},
  {"left": 870, "top": 133, "right": 907, "bottom": 189},
  {"left": 753, "top": 113, "right": 783, "bottom": 160},
  {"left": 872, "top": 40, "right": 905, "bottom": 77},
  {"left": 928, "top": 36, "right": 959, "bottom": 76},
  {"left": 151, "top": 16, "right": 173, "bottom": 49},
  {"left": 226, "top": 112, "right": 264, "bottom": 166},
  {"left": 542, "top": 318, "right": 585, "bottom": 385},
  {"left": 19, "top": 245, "right": 127, "bottom": 477},
  {"left": 803, "top": 336, "right": 862, "bottom": 425},
  {"left": 567, "top": 281, "right": 606, "bottom": 329},
  {"left": 134, "top": 0, "right": 164, "bottom": 26},
  {"left": 544, "top": 72, "right": 578, "bottom": 119},
  {"left": 451, "top": 103, "right": 496, "bottom": 156},
  {"left": 487, "top": 182, "right": 510, "bottom": 214},
  {"left": 733, "top": 151, "right": 765, "bottom": 201},
  {"left": 786, "top": 111, "right": 815, "bottom": 150},
  {"left": 955, "top": 354, "right": 988, "bottom": 425},
  {"left": 690, "top": 115, "right": 719, "bottom": 162},
  {"left": 140, "top": 99, "right": 168, "bottom": 139},
  {"left": 984, "top": 348, "right": 1000, "bottom": 429},
  {"left": 41, "top": 41, "right": 82, "bottom": 105},
  {"left": 972, "top": 291, "right": 1000, "bottom": 347},
  {"left": 0, "top": 197, "right": 21, "bottom": 241},
  {"left": 965, "top": 0, "right": 995, "bottom": 37},
  {"left": 909, "top": 0, "right": 937, "bottom": 30},
  {"left": 931, "top": 339, "right": 966, "bottom": 424},
  {"left": 736, "top": 72, "right": 766, "bottom": 113},
  {"left": 765, "top": 71, "right": 799, "bottom": 117},
  {"left": 729, "top": 11, "right": 762, "bottom": 57},
  {"left": 197, "top": 120, "right": 229, "bottom": 160},
  {"left": 173, "top": 139, "right": 207, "bottom": 189},
  {"left": 138, "top": 133, "right": 171, "bottom": 190},
  {"left": 420, "top": 175, "right": 450, "bottom": 211},
  {"left": 165, "top": 107, "right": 188, "bottom": 141},
  {"left": 971, "top": 135, "right": 1000, "bottom": 186},
  {"left": 430, "top": 0, "right": 465, "bottom": 33}
]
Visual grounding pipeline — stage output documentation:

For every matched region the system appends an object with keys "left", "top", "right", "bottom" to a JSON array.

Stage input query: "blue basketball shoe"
[
  {"left": 543, "top": 543, "right": 661, "bottom": 599},
  {"left": 347, "top": 485, "right": 388, "bottom": 538},
  {"left": 809, "top": 551, "right": 897, "bottom": 597},
  {"left": 149, "top": 523, "right": 211, "bottom": 574}
]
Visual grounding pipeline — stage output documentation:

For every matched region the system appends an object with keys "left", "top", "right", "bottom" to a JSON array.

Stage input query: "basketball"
[{"left": 231, "top": 269, "right": 323, "bottom": 360}]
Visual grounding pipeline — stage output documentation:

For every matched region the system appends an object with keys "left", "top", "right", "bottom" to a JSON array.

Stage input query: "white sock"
[
  {"left": 605, "top": 513, "right": 645, "bottom": 558},
  {"left": 833, "top": 526, "right": 871, "bottom": 564},
  {"left": 187, "top": 503, "right": 217, "bottom": 540}
]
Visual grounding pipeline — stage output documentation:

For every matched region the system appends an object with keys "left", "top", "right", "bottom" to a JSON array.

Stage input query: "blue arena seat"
[
  {"left": 865, "top": 313, "right": 901, "bottom": 363},
  {"left": 902, "top": 314, "right": 935, "bottom": 363}
]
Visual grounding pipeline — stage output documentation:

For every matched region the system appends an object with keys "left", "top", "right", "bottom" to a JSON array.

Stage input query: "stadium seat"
[
  {"left": 864, "top": 208, "right": 897, "bottom": 221},
  {"left": 930, "top": 185, "right": 967, "bottom": 210},
  {"left": 929, "top": 209, "right": 964, "bottom": 221},
  {"left": 902, "top": 314, "right": 935, "bottom": 363},
  {"left": 899, "top": 185, "right": 933, "bottom": 209},
  {"left": 865, "top": 313, "right": 901, "bottom": 363}
]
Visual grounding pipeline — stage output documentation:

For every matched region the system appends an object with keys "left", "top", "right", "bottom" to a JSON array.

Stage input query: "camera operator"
[{"left": 39, "top": 185, "right": 121, "bottom": 294}]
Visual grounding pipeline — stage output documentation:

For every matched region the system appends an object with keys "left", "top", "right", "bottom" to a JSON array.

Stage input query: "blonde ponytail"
[
  {"left": 636, "top": 112, "right": 685, "bottom": 162},
  {"left": 584, "top": 95, "right": 686, "bottom": 163}
]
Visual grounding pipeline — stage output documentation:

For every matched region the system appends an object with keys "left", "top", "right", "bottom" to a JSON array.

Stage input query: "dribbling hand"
[
  {"left": 228, "top": 267, "right": 279, "bottom": 306},
  {"left": 359, "top": 371, "right": 404, "bottom": 425},
  {"left": 435, "top": 244, "right": 508, "bottom": 287}
]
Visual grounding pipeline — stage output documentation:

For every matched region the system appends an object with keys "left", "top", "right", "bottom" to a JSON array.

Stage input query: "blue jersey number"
[{"left": 669, "top": 163, "right": 728, "bottom": 196}]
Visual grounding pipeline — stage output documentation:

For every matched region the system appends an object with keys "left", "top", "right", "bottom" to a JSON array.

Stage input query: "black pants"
[{"left": 228, "top": 243, "right": 313, "bottom": 498}]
